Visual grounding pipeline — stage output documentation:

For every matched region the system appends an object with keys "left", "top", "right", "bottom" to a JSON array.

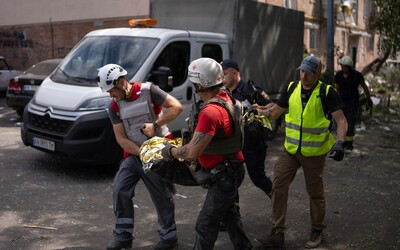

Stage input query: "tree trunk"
[{"left": 361, "top": 49, "right": 391, "bottom": 75}]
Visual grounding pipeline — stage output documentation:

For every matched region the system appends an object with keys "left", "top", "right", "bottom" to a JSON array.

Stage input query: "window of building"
[
  {"left": 341, "top": 30, "right": 346, "bottom": 49},
  {"left": 284, "top": 0, "right": 297, "bottom": 9},
  {"left": 366, "top": 35, "right": 374, "bottom": 52},
  {"left": 352, "top": 0, "right": 358, "bottom": 25},
  {"left": 363, "top": 0, "right": 371, "bottom": 17},
  {"left": 309, "top": 29, "right": 317, "bottom": 49}
]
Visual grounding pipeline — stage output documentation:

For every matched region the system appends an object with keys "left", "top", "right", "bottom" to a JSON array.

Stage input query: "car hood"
[{"left": 34, "top": 78, "right": 107, "bottom": 110}]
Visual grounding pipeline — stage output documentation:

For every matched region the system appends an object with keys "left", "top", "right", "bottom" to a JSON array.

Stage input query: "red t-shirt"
[{"left": 195, "top": 89, "right": 244, "bottom": 169}]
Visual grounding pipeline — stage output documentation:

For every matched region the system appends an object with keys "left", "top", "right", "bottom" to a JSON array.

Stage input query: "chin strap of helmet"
[{"left": 194, "top": 83, "right": 223, "bottom": 93}]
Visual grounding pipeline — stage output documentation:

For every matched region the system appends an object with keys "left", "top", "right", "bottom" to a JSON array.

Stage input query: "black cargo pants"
[{"left": 193, "top": 163, "right": 252, "bottom": 250}]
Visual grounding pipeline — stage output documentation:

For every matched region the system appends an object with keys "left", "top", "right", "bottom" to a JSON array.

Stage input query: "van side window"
[
  {"left": 152, "top": 41, "right": 190, "bottom": 87},
  {"left": 202, "top": 44, "right": 223, "bottom": 63}
]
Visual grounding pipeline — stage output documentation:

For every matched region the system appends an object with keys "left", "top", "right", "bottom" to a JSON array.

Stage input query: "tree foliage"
[{"left": 368, "top": 0, "right": 400, "bottom": 56}]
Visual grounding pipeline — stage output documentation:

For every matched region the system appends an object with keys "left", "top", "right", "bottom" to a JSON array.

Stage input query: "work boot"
[
  {"left": 106, "top": 239, "right": 132, "bottom": 250},
  {"left": 305, "top": 229, "right": 323, "bottom": 249},
  {"left": 255, "top": 228, "right": 285, "bottom": 247},
  {"left": 154, "top": 238, "right": 178, "bottom": 250}
]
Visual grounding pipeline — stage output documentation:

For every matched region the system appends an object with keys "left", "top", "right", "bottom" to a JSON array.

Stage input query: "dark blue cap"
[{"left": 221, "top": 59, "right": 240, "bottom": 72}]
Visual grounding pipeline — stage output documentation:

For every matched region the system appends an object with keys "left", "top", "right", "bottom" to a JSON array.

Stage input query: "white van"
[{"left": 21, "top": 21, "right": 229, "bottom": 165}]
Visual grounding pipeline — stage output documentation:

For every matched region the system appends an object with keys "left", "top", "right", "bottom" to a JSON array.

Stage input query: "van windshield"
[{"left": 51, "top": 36, "right": 159, "bottom": 86}]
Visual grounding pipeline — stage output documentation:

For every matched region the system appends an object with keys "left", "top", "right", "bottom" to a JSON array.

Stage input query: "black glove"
[
  {"left": 161, "top": 143, "right": 175, "bottom": 161},
  {"left": 328, "top": 141, "right": 344, "bottom": 161},
  {"left": 247, "top": 108, "right": 258, "bottom": 116}
]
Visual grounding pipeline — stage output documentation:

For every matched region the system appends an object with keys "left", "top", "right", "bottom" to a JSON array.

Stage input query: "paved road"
[{"left": 0, "top": 95, "right": 399, "bottom": 249}]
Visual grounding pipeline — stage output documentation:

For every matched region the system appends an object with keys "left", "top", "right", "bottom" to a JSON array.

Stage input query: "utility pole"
[
  {"left": 326, "top": 0, "right": 334, "bottom": 73},
  {"left": 50, "top": 18, "right": 55, "bottom": 58}
]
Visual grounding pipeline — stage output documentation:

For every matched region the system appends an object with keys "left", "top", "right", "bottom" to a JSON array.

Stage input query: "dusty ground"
[{"left": 0, "top": 95, "right": 399, "bottom": 249}]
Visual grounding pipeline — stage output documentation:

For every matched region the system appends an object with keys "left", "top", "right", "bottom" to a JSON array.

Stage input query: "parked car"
[
  {"left": 6, "top": 59, "right": 62, "bottom": 116},
  {"left": 0, "top": 56, "right": 24, "bottom": 93}
]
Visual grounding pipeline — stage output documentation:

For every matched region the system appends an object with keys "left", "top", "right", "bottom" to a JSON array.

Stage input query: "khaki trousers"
[{"left": 271, "top": 150, "right": 326, "bottom": 231}]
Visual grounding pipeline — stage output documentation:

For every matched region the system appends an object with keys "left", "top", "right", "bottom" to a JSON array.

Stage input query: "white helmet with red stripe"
[{"left": 188, "top": 57, "right": 224, "bottom": 88}]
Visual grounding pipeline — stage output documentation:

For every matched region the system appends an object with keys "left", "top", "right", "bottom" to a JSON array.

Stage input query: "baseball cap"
[
  {"left": 297, "top": 55, "right": 319, "bottom": 74},
  {"left": 221, "top": 59, "right": 240, "bottom": 72}
]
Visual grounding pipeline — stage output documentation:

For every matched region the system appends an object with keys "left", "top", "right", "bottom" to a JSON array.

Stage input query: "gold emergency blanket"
[
  {"left": 242, "top": 110, "right": 272, "bottom": 131},
  {"left": 140, "top": 136, "right": 182, "bottom": 164},
  {"left": 139, "top": 136, "right": 199, "bottom": 186}
]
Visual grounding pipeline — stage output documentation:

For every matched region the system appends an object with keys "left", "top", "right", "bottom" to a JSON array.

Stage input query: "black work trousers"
[
  {"left": 343, "top": 98, "right": 359, "bottom": 139},
  {"left": 193, "top": 164, "right": 252, "bottom": 250},
  {"left": 242, "top": 139, "right": 272, "bottom": 194}
]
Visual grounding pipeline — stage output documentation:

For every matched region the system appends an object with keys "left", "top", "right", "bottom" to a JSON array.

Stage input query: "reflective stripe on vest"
[
  {"left": 117, "top": 82, "right": 169, "bottom": 146},
  {"left": 284, "top": 81, "right": 335, "bottom": 156}
]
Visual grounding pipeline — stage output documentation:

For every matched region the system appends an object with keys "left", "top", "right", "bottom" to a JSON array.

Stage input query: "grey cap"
[{"left": 297, "top": 55, "right": 319, "bottom": 74}]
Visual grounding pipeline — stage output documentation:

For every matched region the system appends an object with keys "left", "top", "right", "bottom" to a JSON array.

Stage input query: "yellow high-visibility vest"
[{"left": 284, "top": 81, "right": 335, "bottom": 156}]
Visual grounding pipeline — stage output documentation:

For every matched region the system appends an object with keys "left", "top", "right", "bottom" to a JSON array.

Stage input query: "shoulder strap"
[
  {"left": 247, "top": 79, "right": 270, "bottom": 104},
  {"left": 287, "top": 80, "right": 299, "bottom": 100},
  {"left": 246, "top": 80, "right": 257, "bottom": 104},
  {"left": 319, "top": 82, "right": 332, "bottom": 119}
]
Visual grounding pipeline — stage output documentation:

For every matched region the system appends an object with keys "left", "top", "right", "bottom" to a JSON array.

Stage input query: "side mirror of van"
[{"left": 149, "top": 66, "right": 173, "bottom": 92}]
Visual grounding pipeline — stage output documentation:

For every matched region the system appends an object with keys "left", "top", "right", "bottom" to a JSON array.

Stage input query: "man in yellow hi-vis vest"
[{"left": 254, "top": 55, "right": 348, "bottom": 249}]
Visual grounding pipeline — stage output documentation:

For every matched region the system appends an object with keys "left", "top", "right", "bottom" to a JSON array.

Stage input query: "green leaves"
[{"left": 368, "top": 0, "right": 400, "bottom": 56}]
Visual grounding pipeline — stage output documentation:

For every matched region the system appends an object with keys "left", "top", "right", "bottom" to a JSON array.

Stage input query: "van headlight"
[{"left": 78, "top": 97, "right": 111, "bottom": 111}]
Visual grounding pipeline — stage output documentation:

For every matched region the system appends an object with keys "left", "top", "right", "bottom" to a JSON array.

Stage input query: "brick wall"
[{"left": 0, "top": 17, "right": 144, "bottom": 70}]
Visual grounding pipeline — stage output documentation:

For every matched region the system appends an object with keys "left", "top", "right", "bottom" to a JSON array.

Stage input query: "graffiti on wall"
[
  {"left": 0, "top": 30, "right": 71, "bottom": 69},
  {"left": 0, "top": 31, "right": 33, "bottom": 48}
]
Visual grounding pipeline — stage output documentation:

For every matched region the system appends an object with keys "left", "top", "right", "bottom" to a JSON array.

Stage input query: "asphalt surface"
[{"left": 0, "top": 95, "right": 399, "bottom": 250}]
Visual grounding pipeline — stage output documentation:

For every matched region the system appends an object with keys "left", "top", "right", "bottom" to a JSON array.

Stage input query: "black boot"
[
  {"left": 106, "top": 239, "right": 132, "bottom": 250},
  {"left": 154, "top": 238, "right": 178, "bottom": 250}
]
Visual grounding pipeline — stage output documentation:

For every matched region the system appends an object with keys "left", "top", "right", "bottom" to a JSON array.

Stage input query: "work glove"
[
  {"left": 328, "top": 141, "right": 344, "bottom": 161},
  {"left": 161, "top": 143, "right": 175, "bottom": 162}
]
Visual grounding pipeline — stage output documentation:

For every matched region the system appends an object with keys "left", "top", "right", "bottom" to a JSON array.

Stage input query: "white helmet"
[
  {"left": 97, "top": 64, "right": 127, "bottom": 92},
  {"left": 188, "top": 58, "right": 224, "bottom": 89}
]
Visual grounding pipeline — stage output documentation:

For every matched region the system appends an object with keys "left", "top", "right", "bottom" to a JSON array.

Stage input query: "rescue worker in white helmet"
[
  {"left": 335, "top": 56, "right": 372, "bottom": 151},
  {"left": 97, "top": 63, "right": 183, "bottom": 250},
  {"left": 161, "top": 57, "right": 252, "bottom": 249}
]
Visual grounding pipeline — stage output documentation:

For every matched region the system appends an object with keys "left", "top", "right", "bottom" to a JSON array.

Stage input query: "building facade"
[
  {"left": 262, "top": 0, "right": 380, "bottom": 71},
  {"left": 0, "top": 0, "right": 148, "bottom": 69},
  {"left": 0, "top": 0, "right": 379, "bottom": 72}
]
